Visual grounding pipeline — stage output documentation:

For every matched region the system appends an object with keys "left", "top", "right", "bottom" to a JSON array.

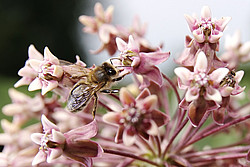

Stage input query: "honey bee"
[
  {"left": 67, "top": 61, "right": 127, "bottom": 117},
  {"left": 220, "top": 70, "right": 236, "bottom": 88}
]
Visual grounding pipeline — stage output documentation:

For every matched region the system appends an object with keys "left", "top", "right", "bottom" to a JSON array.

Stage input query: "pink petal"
[
  {"left": 41, "top": 80, "right": 58, "bottom": 95},
  {"left": 30, "top": 133, "right": 43, "bottom": 144},
  {"left": 103, "top": 112, "right": 121, "bottom": 125},
  {"left": 78, "top": 15, "right": 96, "bottom": 28},
  {"left": 193, "top": 30, "right": 205, "bottom": 43},
  {"left": 52, "top": 129, "right": 65, "bottom": 144},
  {"left": 214, "top": 17, "right": 231, "bottom": 31},
  {"left": 127, "top": 35, "right": 139, "bottom": 52},
  {"left": 194, "top": 51, "right": 207, "bottom": 73},
  {"left": 184, "top": 14, "right": 196, "bottom": 32},
  {"left": 135, "top": 88, "right": 150, "bottom": 101},
  {"left": 220, "top": 86, "right": 234, "bottom": 97},
  {"left": 28, "top": 44, "right": 43, "bottom": 60},
  {"left": 239, "top": 41, "right": 250, "bottom": 55},
  {"left": 235, "top": 70, "right": 244, "bottom": 83},
  {"left": 44, "top": 47, "right": 60, "bottom": 65},
  {"left": 174, "top": 67, "right": 192, "bottom": 87},
  {"left": 209, "top": 31, "right": 223, "bottom": 43},
  {"left": 123, "top": 129, "right": 136, "bottom": 146},
  {"left": 139, "top": 51, "right": 170, "bottom": 66},
  {"left": 151, "top": 109, "right": 169, "bottom": 126},
  {"left": 64, "top": 119, "right": 98, "bottom": 140},
  {"left": 47, "top": 148, "right": 63, "bottom": 163},
  {"left": 201, "top": 6, "right": 211, "bottom": 19},
  {"left": 29, "top": 59, "right": 42, "bottom": 72},
  {"left": 146, "top": 120, "right": 159, "bottom": 136},
  {"left": 140, "top": 95, "right": 157, "bottom": 111},
  {"left": 105, "top": 5, "right": 114, "bottom": 23},
  {"left": 205, "top": 87, "right": 222, "bottom": 102},
  {"left": 32, "top": 150, "right": 47, "bottom": 166},
  {"left": 209, "top": 68, "right": 229, "bottom": 85},
  {"left": 94, "top": 2, "right": 104, "bottom": 20},
  {"left": 119, "top": 88, "right": 135, "bottom": 106},
  {"left": 41, "top": 114, "right": 59, "bottom": 132},
  {"left": 28, "top": 78, "right": 42, "bottom": 91},
  {"left": 142, "top": 66, "right": 163, "bottom": 86},
  {"left": 17, "top": 66, "right": 37, "bottom": 78},
  {"left": 185, "top": 87, "right": 199, "bottom": 102},
  {"left": 116, "top": 37, "right": 127, "bottom": 52},
  {"left": 212, "top": 108, "right": 225, "bottom": 125}
]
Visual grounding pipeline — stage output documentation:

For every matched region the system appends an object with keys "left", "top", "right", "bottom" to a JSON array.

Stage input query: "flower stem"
[
  {"left": 185, "top": 114, "right": 250, "bottom": 147},
  {"left": 175, "top": 111, "right": 211, "bottom": 153},
  {"left": 103, "top": 148, "right": 161, "bottom": 167},
  {"left": 162, "top": 117, "right": 189, "bottom": 158}
]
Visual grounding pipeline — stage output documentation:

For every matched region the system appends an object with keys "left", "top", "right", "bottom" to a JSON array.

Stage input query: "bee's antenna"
[{"left": 109, "top": 57, "right": 122, "bottom": 65}]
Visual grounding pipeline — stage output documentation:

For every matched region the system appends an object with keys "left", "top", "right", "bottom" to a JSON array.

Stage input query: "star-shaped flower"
[
  {"left": 31, "top": 115, "right": 102, "bottom": 166},
  {"left": 103, "top": 88, "right": 169, "bottom": 146}
]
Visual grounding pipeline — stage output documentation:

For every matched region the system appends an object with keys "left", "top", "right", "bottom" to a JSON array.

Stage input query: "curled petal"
[
  {"left": 215, "top": 17, "right": 231, "bottom": 31},
  {"left": 139, "top": 51, "right": 170, "bottom": 66},
  {"left": 136, "top": 88, "right": 150, "bottom": 101},
  {"left": 151, "top": 109, "right": 169, "bottom": 126},
  {"left": 127, "top": 35, "right": 139, "bottom": 52},
  {"left": 29, "top": 59, "right": 42, "bottom": 72},
  {"left": 209, "top": 31, "right": 223, "bottom": 43},
  {"left": 188, "top": 102, "right": 207, "bottom": 127},
  {"left": 193, "top": 30, "right": 205, "bottom": 43},
  {"left": 220, "top": 86, "right": 234, "bottom": 97}
]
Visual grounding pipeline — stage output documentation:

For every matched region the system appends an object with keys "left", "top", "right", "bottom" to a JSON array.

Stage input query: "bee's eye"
[{"left": 107, "top": 68, "right": 116, "bottom": 76}]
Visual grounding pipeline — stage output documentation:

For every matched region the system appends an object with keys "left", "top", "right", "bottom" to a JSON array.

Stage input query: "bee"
[
  {"left": 220, "top": 70, "right": 236, "bottom": 88},
  {"left": 67, "top": 61, "right": 127, "bottom": 118}
]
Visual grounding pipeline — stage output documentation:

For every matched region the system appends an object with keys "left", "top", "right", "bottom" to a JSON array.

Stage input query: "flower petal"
[
  {"left": 64, "top": 119, "right": 98, "bottom": 140},
  {"left": 30, "top": 133, "right": 43, "bottom": 144},
  {"left": 44, "top": 47, "right": 60, "bottom": 65},
  {"left": 52, "top": 129, "right": 65, "bottom": 144},
  {"left": 119, "top": 88, "right": 135, "bottom": 107},
  {"left": 194, "top": 51, "right": 207, "bottom": 73},
  {"left": 205, "top": 87, "right": 222, "bottom": 102},
  {"left": 103, "top": 112, "right": 121, "bottom": 125},
  {"left": 235, "top": 70, "right": 244, "bottom": 83},
  {"left": 47, "top": 149, "right": 63, "bottom": 163},
  {"left": 185, "top": 87, "right": 199, "bottom": 102},
  {"left": 29, "top": 59, "right": 42, "bottom": 72},
  {"left": 201, "top": 6, "right": 211, "bottom": 19},
  {"left": 28, "top": 44, "right": 43, "bottom": 60},
  {"left": 41, "top": 80, "right": 58, "bottom": 95},
  {"left": 41, "top": 114, "right": 59, "bottom": 132},
  {"left": 116, "top": 37, "right": 127, "bottom": 52},
  {"left": 174, "top": 67, "right": 192, "bottom": 88},
  {"left": 212, "top": 108, "right": 225, "bottom": 125},
  {"left": 28, "top": 78, "right": 42, "bottom": 91},
  {"left": 123, "top": 128, "right": 136, "bottom": 146},
  {"left": 209, "top": 68, "right": 229, "bottom": 85},
  {"left": 146, "top": 120, "right": 159, "bottom": 136},
  {"left": 32, "top": 150, "right": 47, "bottom": 166}
]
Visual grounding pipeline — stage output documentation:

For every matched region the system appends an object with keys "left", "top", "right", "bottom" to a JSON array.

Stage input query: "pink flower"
[
  {"left": 31, "top": 115, "right": 102, "bottom": 166},
  {"left": 14, "top": 45, "right": 43, "bottom": 88},
  {"left": 174, "top": 51, "right": 229, "bottom": 126},
  {"left": 185, "top": 6, "right": 231, "bottom": 43},
  {"left": 116, "top": 35, "right": 170, "bottom": 88},
  {"left": 220, "top": 30, "right": 250, "bottom": 69},
  {"left": 103, "top": 88, "right": 169, "bottom": 146}
]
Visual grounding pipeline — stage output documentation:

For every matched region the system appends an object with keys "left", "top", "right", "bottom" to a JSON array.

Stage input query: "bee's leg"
[
  {"left": 100, "top": 89, "right": 119, "bottom": 94},
  {"left": 112, "top": 73, "right": 130, "bottom": 82},
  {"left": 92, "top": 93, "right": 98, "bottom": 118}
]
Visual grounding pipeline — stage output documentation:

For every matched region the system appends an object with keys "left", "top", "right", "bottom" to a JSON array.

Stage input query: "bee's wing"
[{"left": 67, "top": 83, "right": 97, "bottom": 112}]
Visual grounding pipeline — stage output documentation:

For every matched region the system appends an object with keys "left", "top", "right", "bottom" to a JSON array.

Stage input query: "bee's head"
[{"left": 102, "top": 62, "right": 117, "bottom": 76}]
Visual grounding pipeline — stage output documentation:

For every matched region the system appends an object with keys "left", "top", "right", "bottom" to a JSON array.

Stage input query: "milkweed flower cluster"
[{"left": 0, "top": 3, "right": 250, "bottom": 167}]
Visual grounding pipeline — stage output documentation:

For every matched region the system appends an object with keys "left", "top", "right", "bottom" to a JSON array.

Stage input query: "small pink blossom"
[
  {"left": 175, "top": 51, "right": 229, "bottom": 126},
  {"left": 103, "top": 88, "right": 169, "bottom": 146},
  {"left": 31, "top": 115, "right": 102, "bottom": 166},
  {"left": 220, "top": 30, "right": 250, "bottom": 69},
  {"left": 185, "top": 6, "right": 231, "bottom": 44},
  {"left": 115, "top": 35, "right": 170, "bottom": 88}
]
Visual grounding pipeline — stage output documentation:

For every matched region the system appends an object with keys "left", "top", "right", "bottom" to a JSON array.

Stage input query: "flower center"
[
  {"left": 120, "top": 108, "right": 143, "bottom": 126},
  {"left": 40, "top": 132, "right": 51, "bottom": 151},
  {"left": 199, "top": 19, "right": 215, "bottom": 41},
  {"left": 194, "top": 72, "right": 209, "bottom": 87},
  {"left": 121, "top": 50, "right": 138, "bottom": 66}
]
